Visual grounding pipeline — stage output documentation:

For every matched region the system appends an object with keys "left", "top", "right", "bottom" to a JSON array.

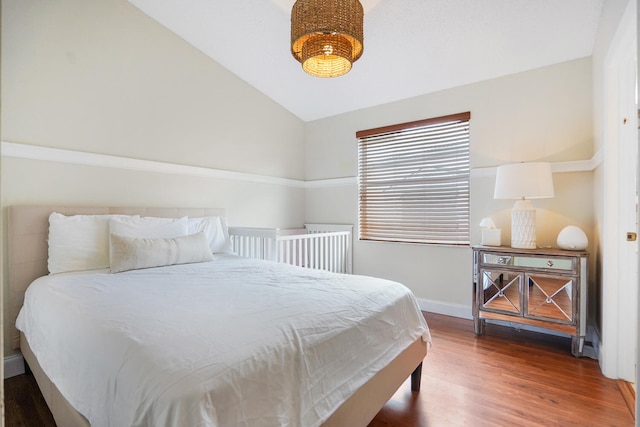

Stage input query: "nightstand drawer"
[{"left": 481, "top": 252, "right": 574, "bottom": 272}]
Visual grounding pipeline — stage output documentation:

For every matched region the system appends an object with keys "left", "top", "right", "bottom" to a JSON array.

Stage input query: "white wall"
[
  {"left": 305, "top": 58, "right": 594, "bottom": 315},
  {"left": 1, "top": 0, "right": 305, "bottom": 179},
  {"left": 0, "top": 0, "right": 306, "bottom": 356}
]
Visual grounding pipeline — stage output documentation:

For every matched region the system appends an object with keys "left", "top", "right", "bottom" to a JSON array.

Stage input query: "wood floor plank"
[{"left": 4, "top": 312, "right": 634, "bottom": 427}]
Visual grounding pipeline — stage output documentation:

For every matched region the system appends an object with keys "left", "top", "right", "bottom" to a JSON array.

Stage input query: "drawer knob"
[
  {"left": 547, "top": 260, "right": 554, "bottom": 267},
  {"left": 498, "top": 257, "right": 507, "bottom": 264}
]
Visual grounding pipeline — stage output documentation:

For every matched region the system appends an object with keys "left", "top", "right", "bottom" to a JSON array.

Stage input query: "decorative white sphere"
[{"left": 557, "top": 226, "right": 588, "bottom": 250}]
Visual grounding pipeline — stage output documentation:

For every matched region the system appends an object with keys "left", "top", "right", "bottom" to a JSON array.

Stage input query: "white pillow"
[
  {"left": 188, "top": 216, "right": 233, "bottom": 254},
  {"left": 109, "top": 216, "right": 189, "bottom": 239},
  {"left": 48, "top": 213, "right": 138, "bottom": 275},
  {"left": 109, "top": 232, "right": 214, "bottom": 273}
]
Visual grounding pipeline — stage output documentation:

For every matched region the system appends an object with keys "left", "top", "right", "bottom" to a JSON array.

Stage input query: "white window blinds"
[{"left": 357, "top": 112, "right": 471, "bottom": 245}]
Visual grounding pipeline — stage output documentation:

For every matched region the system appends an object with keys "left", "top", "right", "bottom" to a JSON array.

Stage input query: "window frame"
[{"left": 356, "top": 112, "right": 471, "bottom": 246}]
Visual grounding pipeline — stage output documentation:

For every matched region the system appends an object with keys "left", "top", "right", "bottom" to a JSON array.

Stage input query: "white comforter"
[{"left": 17, "top": 255, "right": 431, "bottom": 427}]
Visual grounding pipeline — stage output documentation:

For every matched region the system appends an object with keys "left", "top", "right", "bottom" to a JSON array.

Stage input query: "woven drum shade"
[{"left": 291, "top": 0, "right": 364, "bottom": 78}]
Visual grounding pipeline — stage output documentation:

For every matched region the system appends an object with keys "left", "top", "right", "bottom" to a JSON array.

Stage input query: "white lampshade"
[
  {"left": 494, "top": 162, "right": 554, "bottom": 249},
  {"left": 494, "top": 162, "right": 554, "bottom": 200}
]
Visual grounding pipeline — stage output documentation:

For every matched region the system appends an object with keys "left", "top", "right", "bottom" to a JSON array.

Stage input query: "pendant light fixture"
[{"left": 291, "top": 0, "right": 364, "bottom": 78}]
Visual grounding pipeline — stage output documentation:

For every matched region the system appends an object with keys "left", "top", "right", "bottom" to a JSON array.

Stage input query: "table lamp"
[{"left": 494, "top": 162, "right": 554, "bottom": 249}]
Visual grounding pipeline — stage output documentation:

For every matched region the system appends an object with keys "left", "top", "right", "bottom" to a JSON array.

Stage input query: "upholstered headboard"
[{"left": 7, "top": 206, "right": 226, "bottom": 350}]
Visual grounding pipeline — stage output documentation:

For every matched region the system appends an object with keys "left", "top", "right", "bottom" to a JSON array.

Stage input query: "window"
[{"left": 357, "top": 112, "right": 470, "bottom": 245}]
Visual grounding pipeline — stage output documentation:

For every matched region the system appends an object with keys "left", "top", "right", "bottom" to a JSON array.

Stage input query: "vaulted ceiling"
[{"left": 129, "top": 0, "right": 603, "bottom": 122}]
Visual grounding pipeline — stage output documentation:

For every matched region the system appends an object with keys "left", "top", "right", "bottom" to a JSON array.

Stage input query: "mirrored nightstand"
[{"left": 472, "top": 246, "right": 588, "bottom": 356}]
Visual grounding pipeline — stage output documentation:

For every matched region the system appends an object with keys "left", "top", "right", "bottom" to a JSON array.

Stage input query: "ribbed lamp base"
[{"left": 511, "top": 199, "right": 537, "bottom": 249}]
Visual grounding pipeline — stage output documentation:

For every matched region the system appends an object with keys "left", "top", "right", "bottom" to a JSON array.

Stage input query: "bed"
[{"left": 8, "top": 205, "right": 430, "bottom": 427}]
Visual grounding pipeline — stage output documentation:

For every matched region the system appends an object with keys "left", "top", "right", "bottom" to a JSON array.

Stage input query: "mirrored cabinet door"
[
  {"left": 479, "top": 269, "right": 521, "bottom": 314},
  {"left": 526, "top": 274, "right": 574, "bottom": 324}
]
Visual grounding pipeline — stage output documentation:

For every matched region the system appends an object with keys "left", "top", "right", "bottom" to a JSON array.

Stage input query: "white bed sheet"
[{"left": 17, "top": 255, "right": 431, "bottom": 427}]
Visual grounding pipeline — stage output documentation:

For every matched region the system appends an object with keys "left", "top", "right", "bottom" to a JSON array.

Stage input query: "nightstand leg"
[
  {"left": 473, "top": 317, "right": 484, "bottom": 335},
  {"left": 571, "top": 335, "right": 585, "bottom": 357}
]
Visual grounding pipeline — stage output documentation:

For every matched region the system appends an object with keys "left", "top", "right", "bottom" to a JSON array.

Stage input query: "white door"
[
  {"left": 601, "top": 0, "right": 637, "bottom": 383},
  {"left": 616, "top": 48, "right": 637, "bottom": 383}
]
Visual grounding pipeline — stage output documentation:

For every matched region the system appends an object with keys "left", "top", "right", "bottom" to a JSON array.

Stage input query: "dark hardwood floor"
[
  {"left": 4, "top": 313, "right": 635, "bottom": 427},
  {"left": 369, "top": 313, "right": 634, "bottom": 427},
  {"left": 5, "top": 371, "right": 56, "bottom": 427}
]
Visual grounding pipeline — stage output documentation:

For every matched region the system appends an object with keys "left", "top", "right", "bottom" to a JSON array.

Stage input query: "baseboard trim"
[
  {"left": 584, "top": 325, "right": 600, "bottom": 360},
  {"left": 4, "top": 353, "right": 25, "bottom": 379},
  {"left": 417, "top": 298, "right": 472, "bottom": 319}
]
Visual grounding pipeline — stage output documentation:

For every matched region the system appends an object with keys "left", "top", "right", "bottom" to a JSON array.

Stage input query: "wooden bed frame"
[{"left": 7, "top": 205, "right": 427, "bottom": 427}]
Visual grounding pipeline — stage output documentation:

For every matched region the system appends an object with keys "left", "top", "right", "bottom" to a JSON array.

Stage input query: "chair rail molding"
[
  {"left": 471, "top": 151, "right": 603, "bottom": 177},
  {"left": 2, "top": 141, "right": 602, "bottom": 188},
  {"left": 1, "top": 141, "right": 306, "bottom": 188}
]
